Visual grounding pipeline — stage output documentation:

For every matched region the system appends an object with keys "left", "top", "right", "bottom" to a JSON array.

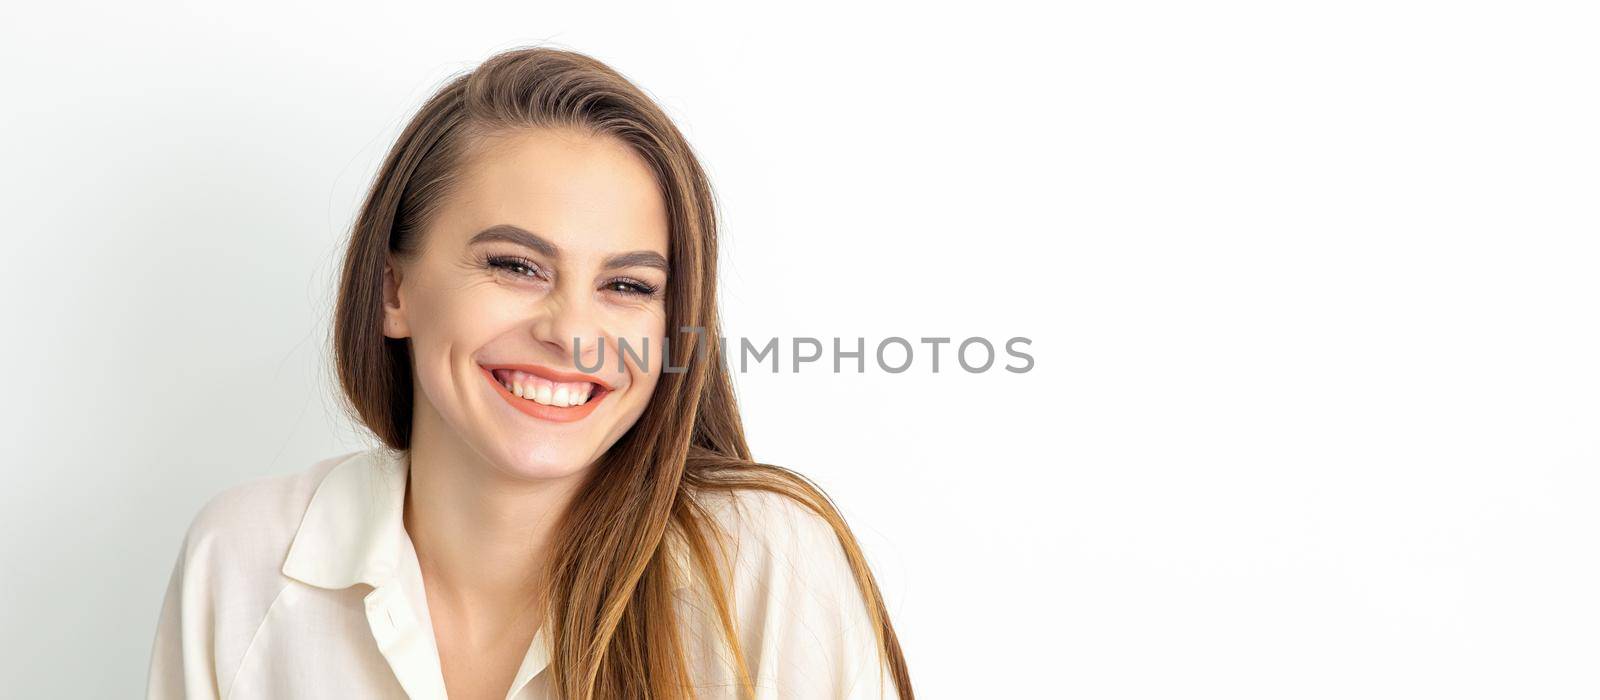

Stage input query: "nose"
[{"left": 529, "top": 287, "right": 609, "bottom": 373}]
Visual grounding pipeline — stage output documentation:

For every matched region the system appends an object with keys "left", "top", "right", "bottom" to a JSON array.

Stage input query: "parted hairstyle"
[{"left": 329, "top": 46, "right": 913, "bottom": 699}]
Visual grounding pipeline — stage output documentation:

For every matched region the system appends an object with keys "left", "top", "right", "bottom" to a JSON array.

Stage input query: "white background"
[{"left": 3, "top": 1, "right": 1598, "bottom": 697}]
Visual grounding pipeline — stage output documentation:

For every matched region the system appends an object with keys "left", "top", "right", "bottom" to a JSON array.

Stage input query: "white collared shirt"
[{"left": 145, "top": 448, "right": 897, "bottom": 699}]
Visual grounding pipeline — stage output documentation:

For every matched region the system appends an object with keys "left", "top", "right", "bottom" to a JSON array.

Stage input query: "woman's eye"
[
  {"left": 487, "top": 255, "right": 544, "bottom": 280},
  {"left": 605, "top": 278, "right": 660, "bottom": 297},
  {"left": 488, "top": 256, "right": 657, "bottom": 298}
]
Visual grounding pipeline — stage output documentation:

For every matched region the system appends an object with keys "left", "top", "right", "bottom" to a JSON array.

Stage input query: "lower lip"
[{"left": 480, "top": 366, "right": 609, "bottom": 423}]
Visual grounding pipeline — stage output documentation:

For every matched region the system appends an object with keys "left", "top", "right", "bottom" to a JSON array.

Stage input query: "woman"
[{"left": 146, "top": 47, "right": 913, "bottom": 700}]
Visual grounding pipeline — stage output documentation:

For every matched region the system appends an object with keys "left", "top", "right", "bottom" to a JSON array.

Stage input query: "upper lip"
[{"left": 480, "top": 362, "right": 615, "bottom": 391}]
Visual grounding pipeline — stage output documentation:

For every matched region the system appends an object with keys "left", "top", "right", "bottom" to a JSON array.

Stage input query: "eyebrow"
[{"left": 468, "top": 224, "right": 669, "bottom": 274}]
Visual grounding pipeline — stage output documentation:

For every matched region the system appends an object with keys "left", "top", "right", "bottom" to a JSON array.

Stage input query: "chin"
[{"left": 487, "top": 442, "right": 597, "bottom": 481}]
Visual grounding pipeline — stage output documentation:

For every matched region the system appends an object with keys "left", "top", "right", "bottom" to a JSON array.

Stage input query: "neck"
[{"left": 402, "top": 407, "right": 589, "bottom": 626}]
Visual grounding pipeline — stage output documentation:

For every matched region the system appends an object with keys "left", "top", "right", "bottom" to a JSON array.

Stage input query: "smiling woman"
[
  {"left": 144, "top": 47, "right": 914, "bottom": 700},
  {"left": 383, "top": 126, "right": 673, "bottom": 479}
]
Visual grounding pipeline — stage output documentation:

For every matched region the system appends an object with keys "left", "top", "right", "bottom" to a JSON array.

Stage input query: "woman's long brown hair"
[{"left": 330, "top": 46, "right": 913, "bottom": 699}]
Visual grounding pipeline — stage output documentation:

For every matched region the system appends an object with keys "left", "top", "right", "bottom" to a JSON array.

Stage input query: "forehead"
[{"left": 441, "top": 127, "right": 669, "bottom": 256}]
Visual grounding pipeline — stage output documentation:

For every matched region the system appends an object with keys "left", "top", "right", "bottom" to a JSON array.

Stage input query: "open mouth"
[
  {"left": 478, "top": 364, "right": 612, "bottom": 423},
  {"left": 489, "top": 368, "right": 605, "bottom": 408}
]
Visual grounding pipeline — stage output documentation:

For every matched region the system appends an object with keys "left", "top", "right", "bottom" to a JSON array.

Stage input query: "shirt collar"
[
  {"left": 281, "top": 447, "right": 695, "bottom": 592},
  {"left": 281, "top": 447, "right": 408, "bottom": 589}
]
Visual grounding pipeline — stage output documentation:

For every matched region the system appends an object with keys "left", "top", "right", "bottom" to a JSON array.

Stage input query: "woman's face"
[{"left": 381, "top": 126, "right": 670, "bottom": 481}]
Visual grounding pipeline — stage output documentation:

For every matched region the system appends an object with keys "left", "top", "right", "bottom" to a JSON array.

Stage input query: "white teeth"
[{"left": 494, "top": 369, "right": 595, "bottom": 408}]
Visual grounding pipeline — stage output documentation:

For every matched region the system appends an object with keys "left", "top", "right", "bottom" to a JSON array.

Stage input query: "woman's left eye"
[{"left": 605, "top": 278, "right": 660, "bottom": 297}]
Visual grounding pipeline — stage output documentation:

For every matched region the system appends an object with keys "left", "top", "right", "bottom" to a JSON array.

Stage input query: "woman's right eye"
[{"left": 486, "top": 255, "right": 545, "bottom": 281}]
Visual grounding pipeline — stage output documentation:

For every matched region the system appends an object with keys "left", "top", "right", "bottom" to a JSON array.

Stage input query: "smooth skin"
[{"left": 380, "top": 126, "right": 670, "bottom": 700}]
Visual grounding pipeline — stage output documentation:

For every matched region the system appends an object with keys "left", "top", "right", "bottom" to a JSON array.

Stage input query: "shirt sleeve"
[
  {"left": 146, "top": 517, "right": 223, "bottom": 700},
  {"left": 726, "top": 490, "right": 901, "bottom": 700}
]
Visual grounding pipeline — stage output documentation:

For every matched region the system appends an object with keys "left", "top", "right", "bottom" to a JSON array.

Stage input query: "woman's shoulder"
[
  {"left": 697, "top": 487, "right": 845, "bottom": 554},
  {"left": 171, "top": 450, "right": 363, "bottom": 578},
  {"left": 147, "top": 450, "right": 369, "bottom": 698},
  {"left": 685, "top": 485, "right": 866, "bottom": 601},
  {"left": 677, "top": 486, "right": 896, "bottom": 698}
]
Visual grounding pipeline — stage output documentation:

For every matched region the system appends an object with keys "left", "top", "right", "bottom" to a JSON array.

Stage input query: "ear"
[{"left": 381, "top": 256, "right": 411, "bottom": 339}]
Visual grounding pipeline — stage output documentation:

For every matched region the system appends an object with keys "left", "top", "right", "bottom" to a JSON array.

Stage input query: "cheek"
[
  {"left": 404, "top": 286, "right": 506, "bottom": 393},
  {"left": 620, "top": 315, "right": 668, "bottom": 383},
  {"left": 415, "top": 288, "right": 498, "bottom": 347}
]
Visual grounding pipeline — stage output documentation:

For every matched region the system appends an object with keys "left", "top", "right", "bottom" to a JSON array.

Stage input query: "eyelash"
[{"left": 485, "top": 255, "right": 661, "bottom": 298}]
